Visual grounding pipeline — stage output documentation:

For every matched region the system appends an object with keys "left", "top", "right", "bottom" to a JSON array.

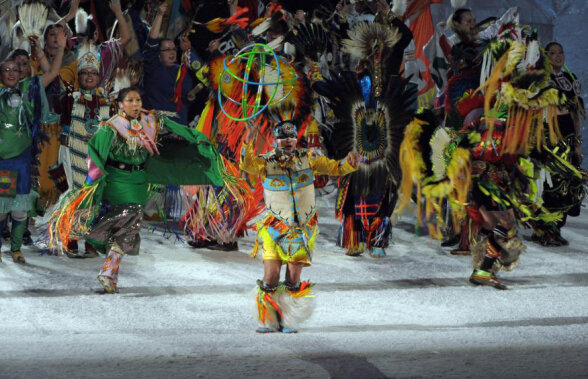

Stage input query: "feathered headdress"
[
  {"left": 268, "top": 101, "right": 301, "bottom": 136},
  {"left": 341, "top": 22, "right": 401, "bottom": 60},
  {"left": 75, "top": 8, "right": 90, "bottom": 36},
  {"left": 109, "top": 67, "right": 131, "bottom": 99},
  {"left": 11, "top": 1, "right": 55, "bottom": 50},
  {"left": 451, "top": 0, "right": 468, "bottom": 8},
  {"left": 391, "top": 0, "right": 407, "bottom": 18},
  {"left": 287, "top": 22, "right": 328, "bottom": 62},
  {"left": 76, "top": 41, "right": 100, "bottom": 72},
  {"left": 478, "top": 21, "right": 523, "bottom": 85},
  {"left": 342, "top": 22, "right": 402, "bottom": 98}
]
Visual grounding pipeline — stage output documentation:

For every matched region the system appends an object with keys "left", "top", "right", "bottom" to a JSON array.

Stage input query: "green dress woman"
[{"left": 50, "top": 87, "right": 224, "bottom": 292}]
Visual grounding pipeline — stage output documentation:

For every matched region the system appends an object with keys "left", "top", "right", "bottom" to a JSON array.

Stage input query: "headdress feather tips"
[
  {"left": 342, "top": 23, "right": 401, "bottom": 60},
  {"left": 392, "top": 0, "right": 407, "bottom": 17},
  {"left": 11, "top": 1, "right": 50, "bottom": 50},
  {"left": 75, "top": 8, "right": 89, "bottom": 35},
  {"left": 111, "top": 68, "right": 131, "bottom": 98},
  {"left": 451, "top": 0, "right": 468, "bottom": 9}
]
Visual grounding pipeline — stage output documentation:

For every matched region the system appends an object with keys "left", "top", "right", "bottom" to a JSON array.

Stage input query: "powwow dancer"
[
  {"left": 399, "top": 29, "right": 566, "bottom": 290},
  {"left": 60, "top": 43, "right": 113, "bottom": 193},
  {"left": 183, "top": 40, "right": 307, "bottom": 251},
  {"left": 0, "top": 30, "right": 66, "bottom": 264},
  {"left": 49, "top": 87, "right": 224, "bottom": 292},
  {"left": 5, "top": 1, "right": 77, "bottom": 245},
  {"left": 530, "top": 41, "right": 586, "bottom": 246},
  {"left": 313, "top": 67, "right": 416, "bottom": 257},
  {"left": 241, "top": 121, "right": 359, "bottom": 333},
  {"left": 57, "top": 42, "right": 115, "bottom": 256},
  {"left": 313, "top": 2, "right": 416, "bottom": 258},
  {"left": 182, "top": 54, "right": 265, "bottom": 251},
  {"left": 465, "top": 29, "right": 571, "bottom": 289},
  {"left": 435, "top": 5, "right": 520, "bottom": 251}
]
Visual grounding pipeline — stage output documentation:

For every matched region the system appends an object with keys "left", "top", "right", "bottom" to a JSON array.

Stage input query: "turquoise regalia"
[{"left": 241, "top": 142, "right": 356, "bottom": 265}]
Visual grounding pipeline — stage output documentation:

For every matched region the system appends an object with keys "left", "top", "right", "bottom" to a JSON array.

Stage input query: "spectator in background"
[{"left": 141, "top": 1, "right": 202, "bottom": 124}]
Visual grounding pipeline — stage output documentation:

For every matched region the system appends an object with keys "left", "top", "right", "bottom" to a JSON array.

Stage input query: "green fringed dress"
[{"left": 78, "top": 110, "right": 224, "bottom": 255}]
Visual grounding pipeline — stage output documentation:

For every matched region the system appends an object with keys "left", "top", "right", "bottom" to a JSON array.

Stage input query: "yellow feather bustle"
[
  {"left": 480, "top": 40, "right": 564, "bottom": 156},
  {"left": 420, "top": 147, "right": 472, "bottom": 240},
  {"left": 397, "top": 118, "right": 428, "bottom": 223},
  {"left": 397, "top": 115, "right": 472, "bottom": 239}
]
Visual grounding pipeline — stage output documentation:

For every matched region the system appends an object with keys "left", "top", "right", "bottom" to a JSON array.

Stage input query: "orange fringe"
[{"left": 48, "top": 184, "right": 99, "bottom": 252}]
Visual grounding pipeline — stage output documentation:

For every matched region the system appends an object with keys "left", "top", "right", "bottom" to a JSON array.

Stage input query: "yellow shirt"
[
  {"left": 31, "top": 53, "right": 78, "bottom": 89},
  {"left": 240, "top": 142, "right": 357, "bottom": 179}
]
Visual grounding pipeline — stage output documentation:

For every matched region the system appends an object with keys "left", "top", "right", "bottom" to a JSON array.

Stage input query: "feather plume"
[
  {"left": 342, "top": 23, "right": 401, "bottom": 60},
  {"left": 251, "top": 18, "right": 271, "bottom": 36},
  {"left": 11, "top": 1, "right": 55, "bottom": 50},
  {"left": 268, "top": 101, "right": 297, "bottom": 124},
  {"left": 111, "top": 68, "right": 131, "bottom": 98},
  {"left": 314, "top": 70, "right": 417, "bottom": 195},
  {"left": 505, "top": 41, "right": 525, "bottom": 77},
  {"left": 430, "top": 127, "right": 453, "bottom": 181},
  {"left": 11, "top": 22, "right": 26, "bottom": 50},
  {"left": 266, "top": 35, "right": 284, "bottom": 50},
  {"left": 288, "top": 22, "right": 328, "bottom": 62},
  {"left": 266, "top": 64, "right": 310, "bottom": 125},
  {"left": 15, "top": 2, "right": 49, "bottom": 38},
  {"left": 524, "top": 39, "right": 540, "bottom": 69},
  {"left": 283, "top": 42, "right": 295, "bottom": 56},
  {"left": 451, "top": 0, "right": 468, "bottom": 9},
  {"left": 75, "top": 8, "right": 89, "bottom": 35},
  {"left": 397, "top": 117, "right": 427, "bottom": 219},
  {"left": 391, "top": 0, "right": 407, "bottom": 17}
]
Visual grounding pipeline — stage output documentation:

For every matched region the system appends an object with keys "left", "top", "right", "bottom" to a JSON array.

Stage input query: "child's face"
[{"left": 277, "top": 137, "right": 297, "bottom": 152}]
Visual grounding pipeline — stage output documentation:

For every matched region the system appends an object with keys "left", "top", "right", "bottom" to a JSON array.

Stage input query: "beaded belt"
[{"left": 106, "top": 159, "right": 145, "bottom": 172}]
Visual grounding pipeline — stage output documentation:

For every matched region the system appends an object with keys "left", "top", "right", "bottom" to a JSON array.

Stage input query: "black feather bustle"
[
  {"left": 288, "top": 22, "right": 329, "bottom": 62},
  {"left": 414, "top": 109, "right": 440, "bottom": 177},
  {"left": 314, "top": 71, "right": 418, "bottom": 197}
]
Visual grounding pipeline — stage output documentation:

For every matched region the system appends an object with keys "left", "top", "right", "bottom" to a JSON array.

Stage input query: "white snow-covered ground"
[{"left": 1, "top": 195, "right": 587, "bottom": 379}]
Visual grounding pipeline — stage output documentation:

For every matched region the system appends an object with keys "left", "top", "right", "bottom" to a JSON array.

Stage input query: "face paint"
[{"left": 274, "top": 121, "right": 298, "bottom": 140}]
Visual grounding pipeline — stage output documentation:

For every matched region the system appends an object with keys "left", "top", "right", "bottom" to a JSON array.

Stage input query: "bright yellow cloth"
[
  {"left": 31, "top": 56, "right": 78, "bottom": 89},
  {"left": 242, "top": 142, "right": 357, "bottom": 265},
  {"left": 240, "top": 142, "right": 356, "bottom": 178}
]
